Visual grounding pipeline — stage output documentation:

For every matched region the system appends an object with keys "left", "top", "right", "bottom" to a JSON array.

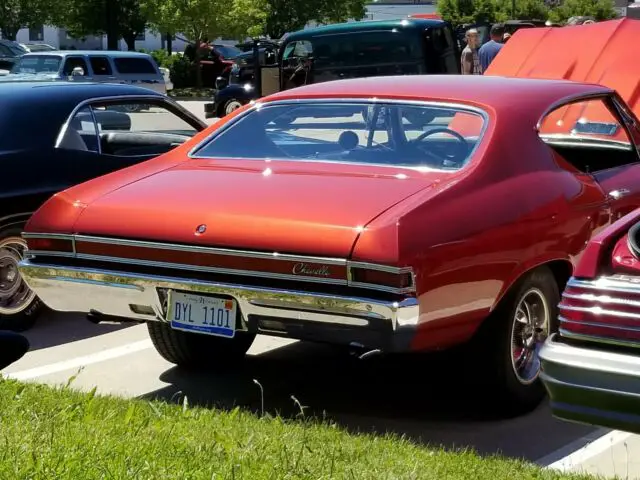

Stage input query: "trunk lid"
[
  {"left": 72, "top": 158, "right": 444, "bottom": 257},
  {"left": 486, "top": 18, "right": 640, "bottom": 119}
]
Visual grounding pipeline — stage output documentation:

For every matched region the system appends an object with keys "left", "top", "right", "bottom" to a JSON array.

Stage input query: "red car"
[
  {"left": 539, "top": 209, "right": 640, "bottom": 433},
  {"left": 16, "top": 20, "right": 640, "bottom": 413}
]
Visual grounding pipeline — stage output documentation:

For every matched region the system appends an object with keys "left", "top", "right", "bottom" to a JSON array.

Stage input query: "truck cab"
[{"left": 205, "top": 18, "right": 461, "bottom": 119}]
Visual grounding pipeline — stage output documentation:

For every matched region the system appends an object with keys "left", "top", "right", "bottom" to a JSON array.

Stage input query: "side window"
[
  {"left": 0, "top": 44, "right": 12, "bottom": 56},
  {"left": 538, "top": 97, "right": 638, "bottom": 173},
  {"left": 62, "top": 56, "right": 89, "bottom": 76},
  {"left": 89, "top": 56, "right": 112, "bottom": 76},
  {"left": 113, "top": 57, "right": 157, "bottom": 74},
  {"left": 56, "top": 102, "right": 198, "bottom": 156},
  {"left": 57, "top": 107, "right": 99, "bottom": 153}
]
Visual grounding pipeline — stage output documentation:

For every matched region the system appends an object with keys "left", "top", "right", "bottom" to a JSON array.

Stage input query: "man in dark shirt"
[{"left": 478, "top": 23, "right": 506, "bottom": 72}]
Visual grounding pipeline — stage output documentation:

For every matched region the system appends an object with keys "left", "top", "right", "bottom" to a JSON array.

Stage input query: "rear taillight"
[
  {"left": 24, "top": 235, "right": 74, "bottom": 255},
  {"left": 348, "top": 263, "right": 415, "bottom": 294}
]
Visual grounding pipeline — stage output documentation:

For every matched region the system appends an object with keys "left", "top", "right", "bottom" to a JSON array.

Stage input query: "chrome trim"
[
  {"left": 17, "top": 260, "right": 419, "bottom": 331},
  {"left": 559, "top": 304, "right": 640, "bottom": 321},
  {"left": 74, "top": 234, "right": 348, "bottom": 265},
  {"left": 88, "top": 105, "right": 102, "bottom": 154},
  {"left": 23, "top": 233, "right": 416, "bottom": 294},
  {"left": 559, "top": 327, "right": 640, "bottom": 350},
  {"left": 565, "top": 276, "right": 640, "bottom": 296},
  {"left": 559, "top": 315, "right": 640, "bottom": 332},
  {"left": 562, "top": 291, "right": 640, "bottom": 309},
  {"left": 186, "top": 97, "right": 490, "bottom": 172},
  {"left": 54, "top": 93, "right": 205, "bottom": 149}
]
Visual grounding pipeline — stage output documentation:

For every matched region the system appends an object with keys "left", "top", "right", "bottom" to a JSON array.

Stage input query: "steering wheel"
[{"left": 410, "top": 127, "right": 469, "bottom": 167}]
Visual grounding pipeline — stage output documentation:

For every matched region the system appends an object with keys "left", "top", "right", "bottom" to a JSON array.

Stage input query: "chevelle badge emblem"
[
  {"left": 195, "top": 224, "right": 207, "bottom": 235},
  {"left": 292, "top": 262, "right": 331, "bottom": 277}
]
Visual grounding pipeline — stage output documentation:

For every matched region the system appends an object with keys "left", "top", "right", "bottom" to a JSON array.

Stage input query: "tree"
[
  {"left": 141, "top": 0, "right": 227, "bottom": 86},
  {"left": 0, "top": 0, "right": 53, "bottom": 40},
  {"left": 224, "top": 0, "right": 269, "bottom": 40},
  {"left": 52, "top": 0, "right": 146, "bottom": 50},
  {"left": 436, "top": 0, "right": 478, "bottom": 25},
  {"left": 264, "top": 0, "right": 367, "bottom": 40},
  {"left": 548, "top": 0, "right": 616, "bottom": 22},
  {"left": 494, "top": 0, "right": 549, "bottom": 20}
]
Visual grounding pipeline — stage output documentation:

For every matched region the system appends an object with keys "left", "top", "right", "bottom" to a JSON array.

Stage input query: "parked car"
[
  {"left": 539, "top": 209, "right": 640, "bottom": 434},
  {"left": 183, "top": 43, "right": 242, "bottom": 88},
  {"left": 5, "top": 51, "right": 168, "bottom": 95},
  {"left": 20, "top": 43, "right": 57, "bottom": 52},
  {"left": 206, "top": 18, "right": 461, "bottom": 119},
  {"left": 0, "top": 81, "right": 207, "bottom": 331},
  {"left": 0, "top": 39, "right": 28, "bottom": 71},
  {"left": 16, "top": 47, "right": 640, "bottom": 413}
]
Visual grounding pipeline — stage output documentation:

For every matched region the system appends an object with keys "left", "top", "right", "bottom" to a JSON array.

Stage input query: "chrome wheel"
[
  {"left": 0, "top": 236, "right": 35, "bottom": 315},
  {"left": 225, "top": 100, "right": 242, "bottom": 115},
  {"left": 510, "top": 288, "right": 549, "bottom": 385}
]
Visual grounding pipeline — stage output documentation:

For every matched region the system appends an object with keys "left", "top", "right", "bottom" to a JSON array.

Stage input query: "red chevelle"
[{"left": 16, "top": 37, "right": 640, "bottom": 412}]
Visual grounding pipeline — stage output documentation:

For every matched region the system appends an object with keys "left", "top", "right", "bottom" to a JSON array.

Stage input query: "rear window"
[
  {"left": 193, "top": 102, "right": 486, "bottom": 171},
  {"left": 113, "top": 57, "right": 157, "bottom": 74}
]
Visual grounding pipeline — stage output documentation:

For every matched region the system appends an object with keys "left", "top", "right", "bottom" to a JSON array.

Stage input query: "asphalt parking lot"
[{"left": 6, "top": 100, "right": 640, "bottom": 479}]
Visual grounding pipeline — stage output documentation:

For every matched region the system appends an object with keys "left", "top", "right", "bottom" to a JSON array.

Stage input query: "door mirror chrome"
[{"left": 608, "top": 188, "right": 631, "bottom": 200}]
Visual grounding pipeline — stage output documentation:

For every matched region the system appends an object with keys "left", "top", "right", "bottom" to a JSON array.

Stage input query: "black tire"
[
  {"left": 147, "top": 321, "right": 256, "bottom": 368},
  {"left": 222, "top": 99, "right": 244, "bottom": 116},
  {"left": 471, "top": 266, "right": 559, "bottom": 415},
  {"left": 0, "top": 226, "right": 45, "bottom": 332}
]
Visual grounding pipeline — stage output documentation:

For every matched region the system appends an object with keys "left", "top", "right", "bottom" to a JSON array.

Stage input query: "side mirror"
[
  {"left": 71, "top": 66, "right": 85, "bottom": 76},
  {"left": 215, "top": 76, "right": 228, "bottom": 90}
]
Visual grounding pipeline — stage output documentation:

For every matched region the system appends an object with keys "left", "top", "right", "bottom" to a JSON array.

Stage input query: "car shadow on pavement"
[
  {"left": 142, "top": 340, "right": 598, "bottom": 463},
  {"left": 23, "top": 311, "right": 136, "bottom": 351}
]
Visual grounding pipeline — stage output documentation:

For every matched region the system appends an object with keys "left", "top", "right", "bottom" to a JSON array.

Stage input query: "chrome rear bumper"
[
  {"left": 18, "top": 260, "right": 420, "bottom": 351},
  {"left": 540, "top": 333, "right": 640, "bottom": 434}
]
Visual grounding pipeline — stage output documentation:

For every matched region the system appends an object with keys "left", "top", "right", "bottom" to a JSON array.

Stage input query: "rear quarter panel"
[{"left": 353, "top": 114, "right": 609, "bottom": 350}]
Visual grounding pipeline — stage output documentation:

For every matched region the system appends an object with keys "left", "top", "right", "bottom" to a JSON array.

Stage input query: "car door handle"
[{"left": 608, "top": 189, "right": 631, "bottom": 200}]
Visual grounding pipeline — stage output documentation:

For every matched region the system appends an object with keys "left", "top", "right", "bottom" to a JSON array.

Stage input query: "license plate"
[{"left": 168, "top": 291, "right": 236, "bottom": 338}]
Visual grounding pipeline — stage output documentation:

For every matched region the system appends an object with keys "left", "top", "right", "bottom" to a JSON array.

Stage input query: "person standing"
[
  {"left": 478, "top": 23, "right": 506, "bottom": 72},
  {"left": 460, "top": 29, "right": 483, "bottom": 75}
]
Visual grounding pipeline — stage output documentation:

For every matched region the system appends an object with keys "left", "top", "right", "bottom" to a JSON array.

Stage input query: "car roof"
[
  {"left": 261, "top": 75, "right": 613, "bottom": 119},
  {"left": 0, "top": 82, "right": 165, "bottom": 149},
  {"left": 21, "top": 50, "right": 152, "bottom": 58},
  {"left": 284, "top": 18, "right": 447, "bottom": 42}
]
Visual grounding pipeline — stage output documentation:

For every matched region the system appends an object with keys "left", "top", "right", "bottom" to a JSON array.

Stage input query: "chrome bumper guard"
[
  {"left": 18, "top": 260, "right": 420, "bottom": 350},
  {"left": 539, "top": 333, "right": 640, "bottom": 434}
]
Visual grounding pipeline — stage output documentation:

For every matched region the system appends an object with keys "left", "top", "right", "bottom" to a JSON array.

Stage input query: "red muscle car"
[
  {"left": 539, "top": 209, "right": 640, "bottom": 434},
  {"left": 16, "top": 19, "right": 640, "bottom": 414}
]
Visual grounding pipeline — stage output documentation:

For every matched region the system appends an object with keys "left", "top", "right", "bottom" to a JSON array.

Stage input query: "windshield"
[
  {"left": 215, "top": 45, "right": 242, "bottom": 59},
  {"left": 193, "top": 102, "right": 486, "bottom": 170},
  {"left": 11, "top": 55, "right": 61, "bottom": 74}
]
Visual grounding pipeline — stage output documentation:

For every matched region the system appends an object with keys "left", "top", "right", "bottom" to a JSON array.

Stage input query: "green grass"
[{"left": 0, "top": 378, "right": 598, "bottom": 480}]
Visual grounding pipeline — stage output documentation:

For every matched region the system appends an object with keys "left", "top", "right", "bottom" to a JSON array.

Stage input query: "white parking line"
[
  {"left": 4, "top": 339, "right": 153, "bottom": 381},
  {"left": 539, "top": 429, "right": 633, "bottom": 471}
]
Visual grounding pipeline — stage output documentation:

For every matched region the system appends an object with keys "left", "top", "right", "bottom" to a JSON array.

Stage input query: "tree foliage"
[
  {"left": 0, "top": 0, "right": 55, "bottom": 40},
  {"left": 548, "top": 0, "right": 616, "bottom": 22},
  {"left": 51, "top": 0, "right": 146, "bottom": 50},
  {"left": 265, "top": 0, "right": 366, "bottom": 40},
  {"left": 438, "top": 0, "right": 616, "bottom": 25}
]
